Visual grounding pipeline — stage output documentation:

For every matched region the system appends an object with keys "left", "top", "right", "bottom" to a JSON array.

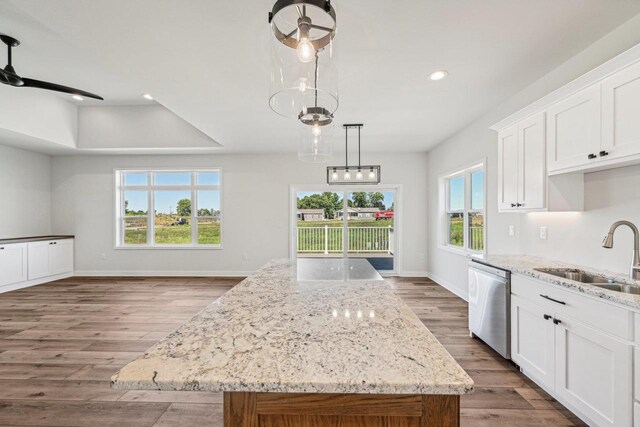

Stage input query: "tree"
[
  {"left": 176, "top": 198, "right": 191, "bottom": 216},
  {"left": 297, "top": 192, "right": 342, "bottom": 219},
  {"left": 368, "top": 192, "right": 386, "bottom": 210},
  {"left": 351, "top": 192, "right": 368, "bottom": 208}
]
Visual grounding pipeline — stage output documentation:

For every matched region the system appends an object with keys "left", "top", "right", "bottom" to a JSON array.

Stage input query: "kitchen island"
[{"left": 112, "top": 259, "right": 473, "bottom": 426}]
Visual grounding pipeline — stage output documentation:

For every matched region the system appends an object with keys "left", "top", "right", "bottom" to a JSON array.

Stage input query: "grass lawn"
[{"left": 124, "top": 220, "right": 220, "bottom": 245}]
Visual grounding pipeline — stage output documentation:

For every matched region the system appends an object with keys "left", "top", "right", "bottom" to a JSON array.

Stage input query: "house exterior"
[
  {"left": 297, "top": 209, "right": 325, "bottom": 221},
  {"left": 335, "top": 207, "right": 380, "bottom": 220}
]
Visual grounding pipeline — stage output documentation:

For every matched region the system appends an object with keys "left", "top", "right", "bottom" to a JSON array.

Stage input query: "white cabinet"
[
  {"left": 547, "top": 84, "right": 602, "bottom": 173},
  {"left": 512, "top": 274, "right": 634, "bottom": 426},
  {"left": 498, "top": 113, "right": 545, "bottom": 212},
  {"left": 497, "top": 125, "right": 519, "bottom": 211},
  {"left": 0, "top": 243, "right": 28, "bottom": 287},
  {"left": 555, "top": 315, "right": 632, "bottom": 427},
  {"left": 27, "top": 239, "right": 74, "bottom": 281},
  {"left": 28, "top": 241, "right": 51, "bottom": 280},
  {"left": 511, "top": 295, "right": 555, "bottom": 389},
  {"left": 602, "top": 61, "right": 640, "bottom": 161}
]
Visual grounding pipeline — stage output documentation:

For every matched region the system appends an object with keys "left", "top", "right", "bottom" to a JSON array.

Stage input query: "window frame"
[
  {"left": 114, "top": 168, "right": 223, "bottom": 250},
  {"left": 439, "top": 160, "right": 486, "bottom": 257}
]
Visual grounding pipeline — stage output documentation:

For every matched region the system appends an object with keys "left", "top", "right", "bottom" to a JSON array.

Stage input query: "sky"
[
  {"left": 449, "top": 170, "right": 484, "bottom": 211},
  {"left": 124, "top": 172, "right": 221, "bottom": 214},
  {"left": 297, "top": 191, "right": 395, "bottom": 209}
]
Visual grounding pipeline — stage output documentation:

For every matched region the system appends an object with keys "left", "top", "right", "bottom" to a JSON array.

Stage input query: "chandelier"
[{"left": 328, "top": 124, "right": 381, "bottom": 185}]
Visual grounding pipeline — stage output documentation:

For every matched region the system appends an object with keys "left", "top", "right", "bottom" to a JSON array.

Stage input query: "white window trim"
[
  {"left": 438, "top": 159, "right": 486, "bottom": 258},
  {"left": 114, "top": 167, "right": 223, "bottom": 250}
]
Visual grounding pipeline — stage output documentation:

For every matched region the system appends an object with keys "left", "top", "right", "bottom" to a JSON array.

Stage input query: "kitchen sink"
[
  {"left": 590, "top": 283, "right": 640, "bottom": 295},
  {"left": 534, "top": 268, "right": 640, "bottom": 295},
  {"left": 534, "top": 268, "right": 615, "bottom": 283}
]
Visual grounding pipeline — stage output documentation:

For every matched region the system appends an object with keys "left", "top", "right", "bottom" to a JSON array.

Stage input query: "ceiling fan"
[{"left": 0, "top": 34, "right": 103, "bottom": 100}]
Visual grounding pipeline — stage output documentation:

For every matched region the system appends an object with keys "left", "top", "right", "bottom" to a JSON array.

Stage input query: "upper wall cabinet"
[
  {"left": 547, "top": 84, "right": 602, "bottom": 174},
  {"left": 602, "top": 61, "right": 640, "bottom": 160},
  {"left": 492, "top": 44, "right": 640, "bottom": 180}
]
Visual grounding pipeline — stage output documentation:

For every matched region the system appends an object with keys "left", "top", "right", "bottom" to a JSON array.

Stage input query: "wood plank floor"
[{"left": 0, "top": 276, "right": 585, "bottom": 426}]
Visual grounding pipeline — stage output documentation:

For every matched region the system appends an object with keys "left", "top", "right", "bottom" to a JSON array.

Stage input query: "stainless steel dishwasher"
[{"left": 468, "top": 259, "right": 511, "bottom": 359}]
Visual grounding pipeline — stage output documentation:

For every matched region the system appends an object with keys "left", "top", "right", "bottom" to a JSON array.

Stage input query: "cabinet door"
[
  {"left": 602, "top": 61, "right": 640, "bottom": 161},
  {"left": 518, "top": 112, "right": 546, "bottom": 210},
  {"left": 555, "top": 316, "right": 632, "bottom": 427},
  {"left": 498, "top": 125, "right": 519, "bottom": 211},
  {"left": 0, "top": 243, "right": 28, "bottom": 287},
  {"left": 511, "top": 295, "right": 555, "bottom": 389},
  {"left": 547, "top": 84, "right": 602, "bottom": 173},
  {"left": 27, "top": 241, "right": 51, "bottom": 280},
  {"left": 50, "top": 240, "right": 73, "bottom": 275}
]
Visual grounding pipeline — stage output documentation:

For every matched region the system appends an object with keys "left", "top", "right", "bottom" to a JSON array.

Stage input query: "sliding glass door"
[{"left": 293, "top": 188, "right": 398, "bottom": 274}]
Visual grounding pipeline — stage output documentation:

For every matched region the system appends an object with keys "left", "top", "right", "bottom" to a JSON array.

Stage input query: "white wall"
[
  {"left": 51, "top": 152, "right": 428, "bottom": 276},
  {"left": 427, "top": 13, "right": 640, "bottom": 297},
  {"left": 0, "top": 144, "right": 52, "bottom": 238}
]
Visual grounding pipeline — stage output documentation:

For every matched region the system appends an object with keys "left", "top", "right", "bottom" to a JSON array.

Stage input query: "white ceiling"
[{"left": 1, "top": 0, "right": 640, "bottom": 154}]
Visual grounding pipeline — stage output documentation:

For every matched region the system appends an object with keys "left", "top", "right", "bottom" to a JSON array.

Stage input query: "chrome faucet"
[{"left": 602, "top": 221, "right": 640, "bottom": 280}]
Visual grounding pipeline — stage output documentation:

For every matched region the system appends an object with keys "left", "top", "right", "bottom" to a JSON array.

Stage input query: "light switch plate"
[
  {"left": 509, "top": 225, "right": 515, "bottom": 237},
  {"left": 539, "top": 226, "right": 548, "bottom": 240}
]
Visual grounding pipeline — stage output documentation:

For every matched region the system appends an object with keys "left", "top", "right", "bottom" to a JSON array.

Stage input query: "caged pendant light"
[
  {"left": 327, "top": 124, "right": 380, "bottom": 185},
  {"left": 269, "top": 0, "right": 338, "bottom": 153}
]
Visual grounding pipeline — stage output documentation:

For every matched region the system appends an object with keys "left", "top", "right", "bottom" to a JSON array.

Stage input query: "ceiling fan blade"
[{"left": 21, "top": 77, "right": 104, "bottom": 100}]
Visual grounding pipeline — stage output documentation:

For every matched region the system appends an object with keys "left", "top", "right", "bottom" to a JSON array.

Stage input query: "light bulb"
[
  {"left": 368, "top": 170, "right": 376, "bottom": 179},
  {"left": 344, "top": 170, "right": 351, "bottom": 180},
  {"left": 298, "top": 78, "right": 308, "bottom": 92},
  {"left": 312, "top": 125, "right": 322, "bottom": 137},
  {"left": 297, "top": 38, "right": 315, "bottom": 63},
  {"left": 356, "top": 170, "right": 363, "bottom": 180},
  {"left": 331, "top": 171, "right": 338, "bottom": 181}
]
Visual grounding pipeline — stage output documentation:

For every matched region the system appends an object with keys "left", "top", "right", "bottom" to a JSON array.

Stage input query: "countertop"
[
  {"left": 111, "top": 259, "right": 474, "bottom": 395},
  {"left": 0, "top": 235, "right": 74, "bottom": 244},
  {"left": 475, "top": 255, "right": 640, "bottom": 310}
]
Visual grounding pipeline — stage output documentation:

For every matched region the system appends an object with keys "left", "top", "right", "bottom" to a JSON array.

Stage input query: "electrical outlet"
[
  {"left": 539, "top": 226, "right": 548, "bottom": 240},
  {"left": 509, "top": 225, "right": 515, "bottom": 237}
]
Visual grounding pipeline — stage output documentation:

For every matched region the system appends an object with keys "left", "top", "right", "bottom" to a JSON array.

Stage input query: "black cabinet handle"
[
  {"left": 543, "top": 314, "right": 552, "bottom": 320},
  {"left": 553, "top": 318, "right": 562, "bottom": 325},
  {"left": 588, "top": 153, "right": 597, "bottom": 159},
  {"left": 0, "top": 247, "right": 4, "bottom": 250},
  {"left": 599, "top": 150, "right": 609, "bottom": 157},
  {"left": 511, "top": 203, "right": 516, "bottom": 207},
  {"left": 540, "top": 294, "right": 566, "bottom": 305}
]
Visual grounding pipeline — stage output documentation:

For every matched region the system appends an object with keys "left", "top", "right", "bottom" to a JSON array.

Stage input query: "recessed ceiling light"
[
  {"left": 142, "top": 93, "right": 154, "bottom": 100},
  {"left": 429, "top": 70, "right": 448, "bottom": 81},
  {"left": 71, "top": 94, "right": 84, "bottom": 101}
]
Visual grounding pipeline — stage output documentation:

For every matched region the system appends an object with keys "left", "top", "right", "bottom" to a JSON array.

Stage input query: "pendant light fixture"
[
  {"left": 327, "top": 124, "right": 381, "bottom": 185},
  {"left": 268, "top": 0, "right": 338, "bottom": 137}
]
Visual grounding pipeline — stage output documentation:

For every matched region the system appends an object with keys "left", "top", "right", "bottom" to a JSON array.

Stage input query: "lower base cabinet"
[
  {"left": 511, "top": 276, "right": 633, "bottom": 427},
  {"left": 554, "top": 315, "right": 632, "bottom": 427},
  {"left": 0, "top": 243, "right": 28, "bottom": 287}
]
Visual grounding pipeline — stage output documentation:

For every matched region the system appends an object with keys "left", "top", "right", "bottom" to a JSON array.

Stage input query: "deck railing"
[{"left": 297, "top": 226, "right": 394, "bottom": 254}]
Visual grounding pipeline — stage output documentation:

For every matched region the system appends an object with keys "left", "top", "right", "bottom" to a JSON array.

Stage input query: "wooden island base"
[{"left": 224, "top": 392, "right": 460, "bottom": 427}]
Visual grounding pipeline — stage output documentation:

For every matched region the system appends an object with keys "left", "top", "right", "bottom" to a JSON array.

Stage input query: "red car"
[{"left": 374, "top": 210, "right": 394, "bottom": 220}]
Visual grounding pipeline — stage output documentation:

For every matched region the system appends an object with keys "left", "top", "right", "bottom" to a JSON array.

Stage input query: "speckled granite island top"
[
  {"left": 111, "top": 259, "right": 473, "bottom": 395},
  {"left": 476, "top": 254, "right": 640, "bottom": 310}
]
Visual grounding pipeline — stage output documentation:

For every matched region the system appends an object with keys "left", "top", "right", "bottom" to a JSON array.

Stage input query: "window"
[
  {"left": 441, "top": 162, "right": 485, "bottom": 254},
  {"left": 115, "top": 169, "right": 222, "bottom": 248}
]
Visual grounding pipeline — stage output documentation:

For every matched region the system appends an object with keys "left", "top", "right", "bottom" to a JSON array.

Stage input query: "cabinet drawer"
[{"left": 512, "top": 274, "right": 632, "bottom": 341}]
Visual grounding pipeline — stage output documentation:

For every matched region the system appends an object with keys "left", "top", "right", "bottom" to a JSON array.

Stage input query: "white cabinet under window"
[
  {"left": 28, "top": 239, "right": 74, "bottom": 281},
  {"left": 498, "top": 113, "right": 546, "bottom": 211},
  {"left": 602, "top": 61, "right": 640, "bottom": 161},
  {"left": 0, "top": 243, "right": 28, "bottom": 287}
]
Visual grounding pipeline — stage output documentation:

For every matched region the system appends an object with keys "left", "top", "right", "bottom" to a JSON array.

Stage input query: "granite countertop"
[
  {"left": 475, "top": 255, "right": 640, "bottom": 310},
  {"left": 0, "top": 235, "right": 74, "bottom": 244},
  {"left": 111, "top": 259, "right": 474, "bottom": 395}
]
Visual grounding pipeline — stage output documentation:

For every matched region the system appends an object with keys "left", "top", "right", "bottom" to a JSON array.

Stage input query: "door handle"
[
  {"left": 543, "top": 314, "right": 552, "bottom": 320},
  {"left": 553, "top": 318, "right": 562, "bottom": 325},
  {"left": 540, "top": 294, "right": 566, "bottom": 305}
]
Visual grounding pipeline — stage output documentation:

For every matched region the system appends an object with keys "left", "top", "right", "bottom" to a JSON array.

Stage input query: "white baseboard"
[
  {"left": 0, "top": 272, "right": 73, "bottom": 294},
  {"left": 73, "top": 270, "right": 253, "bottom": 277},
  {"left": 427, "top": 271, "right": 468, "bottom": 301},
  {"left": 398, "top": 271, "right": 428, "bottom": 277}
]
